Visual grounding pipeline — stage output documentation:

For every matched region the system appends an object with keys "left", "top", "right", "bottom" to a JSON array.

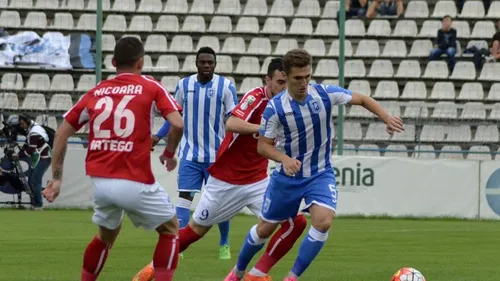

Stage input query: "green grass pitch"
[{"left": 1, "top": 209, "right": 498, "bottom": 281}]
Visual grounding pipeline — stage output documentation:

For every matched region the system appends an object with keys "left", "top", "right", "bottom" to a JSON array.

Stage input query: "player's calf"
[
  {"left": 82, "top": 225, "right": 121, "bottom": 281},
  {"left": 153, "top": 217, "right": 180, "bottom": 281}
]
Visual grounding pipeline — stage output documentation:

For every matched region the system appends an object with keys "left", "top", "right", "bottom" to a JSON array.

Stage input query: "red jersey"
[
  {"left": 64, "top": 73, "right": 181, "bottom": 184},
  {"left": 207, "top": 86, "right": 270, "bottom": 185}
]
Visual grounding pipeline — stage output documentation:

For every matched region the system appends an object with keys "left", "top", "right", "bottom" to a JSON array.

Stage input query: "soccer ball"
[{"left": 391, "top": 267, "right": 426, "bottom": 281}]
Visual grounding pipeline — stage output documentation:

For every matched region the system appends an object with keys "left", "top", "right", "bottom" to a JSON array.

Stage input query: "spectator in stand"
[
  {"left": 366, "top": 0, "right": 404, "bottom": 19},
  {"left": 487, "top": 19, "right": 500, "bottom": 61},
  {"left": 337, "top": 0, "right": 367, "bottom": 20},
  {"left": 428, "top": 15, "right": 457, "bottom": 72}
]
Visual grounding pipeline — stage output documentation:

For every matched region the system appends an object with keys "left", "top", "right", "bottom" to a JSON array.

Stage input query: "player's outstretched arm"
[
  {"left": 226, "top": 115, "right": 260, "bottom": 135},
  {"left": 51, "top": 120, "right": 76, "bottom": 181},
  {"left": 349, "top": 93, "right": 404, "bottom": 135}
]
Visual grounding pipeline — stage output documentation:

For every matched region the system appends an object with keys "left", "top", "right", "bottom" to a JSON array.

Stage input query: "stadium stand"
[{"left": 0, "top": 0, "right": 499, "bottom": 160}]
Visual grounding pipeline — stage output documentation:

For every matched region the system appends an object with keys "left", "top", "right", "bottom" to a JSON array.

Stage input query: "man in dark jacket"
[{"left": 428, "top": 15, "right": 457, "bottom": 71}]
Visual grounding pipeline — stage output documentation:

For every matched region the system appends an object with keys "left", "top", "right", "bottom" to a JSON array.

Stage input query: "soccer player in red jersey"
[
  {"left": 42, "top": 37, "right": 184, "bottom": 281},
  {"left": 132, "top": 58, "right": 307, "bottom": 281}
]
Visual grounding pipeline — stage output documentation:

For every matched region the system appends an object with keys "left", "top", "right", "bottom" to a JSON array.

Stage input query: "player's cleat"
[
  {"left": 244, "top": 273, "right": 273, "bottom": 281},
  {"left": 132, "top": 263, "right": 154, "bottom": 281},
  {"left": 219, "top": 244, "right": 231, "bottom": 260},
  {"left": 224, "top": 269, "right": 243, "bottom": 281},
  {"left": 179, "top": 252, "right": 184, "bottom": 259},
  {"left": 283, "top": 277, "right": 297, "bottom": 281}
]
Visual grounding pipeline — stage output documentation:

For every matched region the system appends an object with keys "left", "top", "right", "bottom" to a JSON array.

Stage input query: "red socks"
[
  {"left": 254, "top": 214, "right": 307, "bottom": 274},
  {"left": 81, "top": 236, "right": 111, "bottom": 281},
  {"left": 153, "top": 233, "right": 180, "bottom": 281},
  {"left": 178, "top": 225, "right": 202, "bottom": 253}
]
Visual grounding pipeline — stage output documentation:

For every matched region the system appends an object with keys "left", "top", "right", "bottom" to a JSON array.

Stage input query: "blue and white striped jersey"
[
  {"left": 259, "top": 84, "right": 353, "bottom": 177},
  {"left": 175, "top": 74, "right": 238, "bottom": 163}
]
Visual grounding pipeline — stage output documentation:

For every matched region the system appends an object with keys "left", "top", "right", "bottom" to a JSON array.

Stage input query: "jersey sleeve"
[
  {"left": 153, "top": 80, "right": 182, "bottom": 117},
  {"left": 224, "top": 80, "right": 238, "bottom": 115},
  {"left": 174, "top": 80, "right": 184, "bottom": 109},
  {"left": 231, "top": 90, "right": 263, "bottom": 121},
  {"left": 259, "top": 103, "right": 280, "bottom": 139},
  {"left": 63, "top": 94, "right": 90, "bottom": 131},
  {"left": 319, "top": 84, "right": 353, "bottom": 105}
]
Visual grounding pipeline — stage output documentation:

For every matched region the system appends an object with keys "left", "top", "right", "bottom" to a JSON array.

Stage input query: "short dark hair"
[
  {"left": 196, "top": 46, "right": 217, "bottom": 62},
  {"left": 113, "top": 37, "right": 145, "bottom": 68},
  {"left": 443, "top": 15, "right": 452, "bottom": 20},
  {"left": 266, "top": 58, "right": 283, "bottom": 77},
  {"left": 282, "top": 49, "right": 312, "bottom": 75}
]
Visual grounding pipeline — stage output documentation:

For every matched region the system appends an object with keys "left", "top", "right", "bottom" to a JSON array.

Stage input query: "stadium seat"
[
  {"left": 439, "top": 145, "right": 464, "bottom": 160},
  {"left": 381, "top": 40, "right": 407, "bottom": 57},
  {"left": 404, "top": 1, "right": 429, "bottom": 18},
  {"left": 342, "top": 122, "right": 363, "bottom": 140},
  {"left": 459, "top": 1, "right": 485, "bottom": 18},
  {"left": 63, "top": 0, "right": 84, "bottom": 9},
  {"left": 49, "top": 94, "right": 73, "bottom": 112},
  {"left": 216, "top": 0, "right": 241, "bottom": 15},
  {"left": 459, "top": 102, "right": 486, "bottom": 119},
  {"left": 101, "top": 34, "right": 116, "bottom": 51},
  {"left": 372, "top": 80, "right": 399, "bottom": 99},
  {"left": 314, "top": 59, "right": 338, "bottom": 77},
  {"left": 144, "top": 35, "right": 168, "bottom": 52},
  {"left": 368, "top": 60, "right": 393, "bottom": 78},
  {"left": 161, "top": 76, "right": 180, "bottom": 92},
  {"left": 420, "top": 125, "right": 445, "bottom": 142},
  {"left": 432, "top": 1, "right": 457, "bottom": 18},
  {"left": 269, "top": 0, "right": 294, "bottom": 16},
  {"left": 354, "top": 39, "right": 380, "bottom": 57},
  {"left": 303, "top": 39, "right": 326, "bottom": 56},
  {"left": 296, "top": 0, "right": 321, "bottom": 17},
  {"left": 50, "top": 74, "right": 74, "bottom": 91},
  {"left": 419, "top": 20, "right": 441, "bottom": 38},
  {"left": 156, "top": 55, "right": 179, "bottom": 72},
  {"left": 412, "top": 145, "right": 436, "bottom": 159},
  {"left": 328, "top": 40, "right": 353, "bottom": 57},
  {"left": 467, "top": 146, "right": 492, "bottom": 160},
  {"left": 182, "top": 15, "right": 206, "bottom": 33},
  {"left": 348, "top": 79, "right": 371, "bottom": 96},
  {"left": 9, "top": 0, "right": 32, "bottom": 8},
  {"left": 112, "top": 0, "right": 135, "bottom": 11},
  {"left": 1, "top": 73, "right": 23, "bottom": 90},
  {"left": 429, "top": 82, "right": 455, "bottom": 100},
  {"left": 431, "top": 101, "right": 458, "bottom": 119},
  {"left": 315, "top": 20, "right": 339, "bottom": 36},
  {"left": 367, "top": 20, "right": 392, "bottom": 37},
  {"left": 22, "top": 93, "right": 47, "bottom": 111},
  {"left": 403, "top": 101, "right": 429, "bottom": 119},
  {"left": 197, "top": 36, "right": 220, "bottom": 53},
  {"left": 138, "top": 0, "right": 162, "bottom": 12},
  {"left": 208, "top": 16, "right": 232, "bottom": 33},
  {"left": 401, "top": 81, "right": 426, "bottom": 99},
  {"left": 393, "top": 20, "right": 418, "bottom": 37},
  {"left": 217, "top": 55, "right": 234, "bottom": 73},
  {"left": 453, "top": 21, "right": 471, "bottom": 38},
  {"left": 103, "top": 14, "right": 126, "bottom": 31},
  {"left": 36, "top": 115, "right": 58, "bottom": 130},
  {"left": 142, "top": 55, "right": 154, "bottom": 72},
  {"left": 474, "top": 125, "right": 499, "bottom": 142},
  {"left": 322, "top": 1, "right": 340, "bottom": 18},
  {"left": 53, "top": 13, "right": 74, "bottom": 30},
  {"left": 235, "top": 57, "right": 260, "bottom": 75},
  {"left": 381, "top": 101, "right": 401, "bottom": 116},
  {"left": 384, "top": 144, "right": 409, "bottom": 157},
  {"left": 191, "top": 0, "right": 214, "bottom": 14},
  {"left": 77, "top": 75, "right": 96, "bottom": 91},
  {"left": 289, "top": 18, "right": 313, "bottom": 35},
  {"left": 222, "top": 37, "right": 246, "bottom": 54},
  {"left": 365, "top": 123, "right": 391, "bottom": 140},
  {"left": 235, "top": 17, "right": 259, "bottom": 34},
  {"left": 423, "top": 61, "right": 449, "bottom": 79},
  {"left": 181, "top": 55, "right": 197, "bottom": 72},
  {"left": 77, "top": 14, "right": 96, "bottom": 30},
  {"left": 24, "top": 12, "right": 47, "bottom": 28},
  {"left": 164, "top": 0, "right": 188, "bottom": 13},
  {"left": 0, "top": 92, "right": 19, "bottom": 110},
  {"left": 239, "top": 78, "right": 262, "bottom": 94},
  {"left": 391, "top": 124, "right": 416, "bottom": 141},
  {"left": 408, "top": 39, "right": 433, "bottom": 57},
  {"left": 170, "top": 35, "right": 192, "bottom": 53},
  {"left": 471, "top": 21, "right": 495, "bottom": 38},
  {"left": 479, "top": 63, "right": 500, "bottom": 81},
  {"left": 261, "top": 17, "right": 286, "bottom": 34},
  {"left": 26, "top": 74, "right": 50, "bottom": 91},
  {"left": 395, "top": 60, "right": 421, "bottom": 78},
  {"left": 450, "top": 61, "right": 476, "bottom": 80},
  {"left": 129, "top": 15, "right": 153, "bottom": 32},
  {"left": 486, "top": 1, "right": 500, "bottom": 18},
  {"left": 488, "top": 103, "right": 500, "bottom": 120},
  {"left": 155, "top": 15, "right": 179, "bottom": 32},
  {"left": 243, "top": 0, "right": 267, "bottom": 15},
  {"left": 344, "top": 60, "right": 366, "bottom": 78},
  {"left": 274, "top": 39, "right": 299, "bottom": 55},
  {"left": 345, "top": 19, "right": 365, "bottom": 36},
  {"left": 357, "top": 144, "right": 381, "bottom": 157},
  {"left": 446, "top": 125, "right": 471, "bottom": 142},
  {"left": 348, "top": 103, "right": 374, "bottom": 118},
  {"left": 0, "top": 11, "right": 21, "bottom": 28},
  {"left": 486, "top": 83, "right": 500, "bottom": 100},
  {"left": 247, "top": 38, "right": 271, "bottom": 55},
  {"left": 457, "top": 83, "right": 484, "bottom": 100},
  {"left": 86, "top": 0, "right": 111, "bottom": 10}
]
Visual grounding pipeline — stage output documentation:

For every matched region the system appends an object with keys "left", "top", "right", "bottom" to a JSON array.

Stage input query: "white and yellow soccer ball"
[{"left": 391, "top": 267, "right": 426, "bottom": 281}]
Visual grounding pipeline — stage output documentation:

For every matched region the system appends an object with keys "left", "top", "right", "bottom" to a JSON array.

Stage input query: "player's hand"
[
  {"left": 385, "top": 115, "right": 404, "bottom": 136},
  {"left": 282, "top": 157, "right": 301, "bottom": 177},
  {"left": 42, "top": 179, "right": 61, "bottom": 203},
  {"left": 159, "top": 155, "right": 177, "bottom": 172}
]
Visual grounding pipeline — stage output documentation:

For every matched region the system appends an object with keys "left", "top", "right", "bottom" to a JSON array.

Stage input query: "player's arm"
[
  {"left": 164, "top": 112, "right": 183, "bottom": 157},
  {"left": 256, "top": 105, "right": 287, "bottom": 162},
  {"left": 226, "top": 91, "right": 263, "bottom": 135},
  {"left": 226, "top": 116, "right": 260, "bottom": 135},
  {"left": 348, "top": 93, "right": 403, "bottom": 132},
  {"left": 51, "top": 120, "right": 76, "bottom": 181},
  {"left": 223, "top": 81, "right": 239, "bottom": 117}
]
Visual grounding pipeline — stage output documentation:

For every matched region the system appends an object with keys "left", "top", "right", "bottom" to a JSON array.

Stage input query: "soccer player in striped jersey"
[
  {"left": 225, "top": 49, "right": 404, "bottom": 281},
  {"left": 172, "top": 47, "right": 238, "bottom": 259}
]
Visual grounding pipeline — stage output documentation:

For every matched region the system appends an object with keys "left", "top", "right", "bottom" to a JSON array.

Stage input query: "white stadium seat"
[
  {"left": 296, "top": 0, "right": 321, "bottom": 17},
  {"left": 432, "top": 1, "right": 457, "bottom": 18},
  {"left": 222, "top": 37, "right": 246, "bottom": 54},
  {"left": 191, "top": 0, "right": 214, "bottom": 14},
  {"left": 164, "top": 0, "right": 188, "bottom": 13},
  {"left": 216, "top": 0, "right": 241, "bottom": 15},
  {"left": 401, "top": 81, "right": 427, "bottom": 99},
  {"left": 405, "top": 1, "right": 429, "bottom": 18},
  {"left": 395, "top": 60, "right": 421, "bottom": 78},
  {"left": 157, "top": 15, "right": 180, "bottom": 32},
  {"left": 235, "top": 17, "right": 259, "bottom": 34},
  {"left": 182, "top": 16, "right": 206, "bottom": 33},
  {"left": 269, "top": 0, "right": 294, "bottom": 17}
]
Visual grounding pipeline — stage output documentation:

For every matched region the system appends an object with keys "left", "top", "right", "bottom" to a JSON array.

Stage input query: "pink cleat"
[
  {"left": 224, "top": 268, "right": 243, "bottom": 281},
  {"left": 283, "top": 277, "right": 297, "bottom": 281}
]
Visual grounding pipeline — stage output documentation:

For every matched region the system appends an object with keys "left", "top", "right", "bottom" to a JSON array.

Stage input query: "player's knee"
[
  {"left": 178, "top": 191, "right": 194, "bottom": 201},
  {"left": 311, "top": 217, "right": 332, "bottom": 233},
  {"left": 156, "top": 217, "right": 179, "bottom": 235},
  {"left": 98, "top": 225, "right": 121, "bottom": 245},
  {"left": 256, "top": 221, "right": 278, "bottom": 239}
]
